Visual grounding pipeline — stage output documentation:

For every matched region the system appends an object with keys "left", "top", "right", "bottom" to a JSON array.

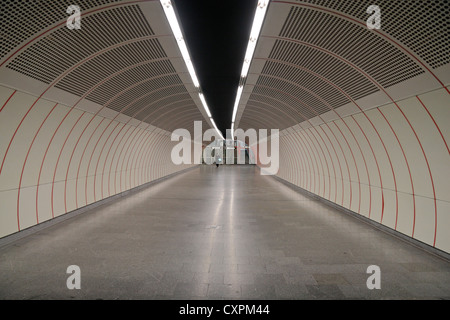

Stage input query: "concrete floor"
[{"left": 0, "top": 165, "right": 449, "bottom": 300}]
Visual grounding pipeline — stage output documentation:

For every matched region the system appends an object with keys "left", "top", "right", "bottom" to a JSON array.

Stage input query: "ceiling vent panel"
[
  {"left": 54, "top": 38, "right": 168, "bottom": 98},
  {"left": 0, "top": 0, "right": 121, "bottom": 61},
  {"left": 6, "top": 5, "right": 154, "bottom": 84},
  {"left": 246, "top": 101, "right": 298, "bottom": 128},
  {"left": 148, "top": 103, "right": 196, "bottom": 124},
  {"left": 106, "top": 74, "right": 184, "bottom": 113},
  {"left": 256, "top": 74, "right": 331, "bottom": 116},
  {"left": 290, "top": 0, "right": 449, "bottom": 69},
  {"left": 86, "top": 59, "right": 176, "bottom": 106},
  {"left": 261, "top": 60, "right": 350, "bottom": 109},
  {"left": 279, "top": 6, "right": 425, "bottom": 88},
  {"left": 123, "top": 87, "right": 190, "bottom": 119},
  {"left": 1, "top": 1, "right": 211, "bottom": 133},
  {"left": 268, "top": 39, "right": 379, "bottom": 101},
  {"left": 251, "top": 85, "right": 315, "bottom": 121}
]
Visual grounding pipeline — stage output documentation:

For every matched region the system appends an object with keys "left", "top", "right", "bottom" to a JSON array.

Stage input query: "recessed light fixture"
[
  {"left": 232, "top": 85, "right": 244, "bottom": 123},
  {"left": 160, "top": 0, "right": 223, "bottom": 140},
  {"left": 160, "top": 0, "right": 200, "bottom": 88},
  {"left": 231, "top": 0, "right": 269, "bottom": 131},
  {"left": 199, "top": 93, "right": 212, "bottom": 118},
  {"left": 240, "top": 0, "right": 270, "bottom": 78},
  {"left": 210, "top": 118, "right": 224, "bottom": 140}
]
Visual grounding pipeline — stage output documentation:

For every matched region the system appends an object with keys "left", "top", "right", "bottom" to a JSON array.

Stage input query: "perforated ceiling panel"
[
  {"left": 0, "top": 0, "right": 120, "bottom": 61},
  {"left": 123, "top": 86, "right": 190, "bottom": 119},
  {"left": 100, "top": 74, "right": 183, "bottom": 113},
  {"left": 6, "top": 5, "right": 154, "bottom": 84},
  {"left": 267, "top": 40, "right": 379, "bottom": 100},
  {"left": 294, "top": 0, "right": 450, "bottom": 69},
  {"left": 86, "top": 60, "right": 177, "bottom": 106},
  {"left": 279, "top": 6, "right": 425, "bottom": 88},
  {"left": 1, "top": 1, "right": 210, "bottom": 134},
  {"left": 54, "top": 38, "right": 168, "bottom": 98},
  {"left": 237, "top": 0, "right": 448, "bottom": 132}
]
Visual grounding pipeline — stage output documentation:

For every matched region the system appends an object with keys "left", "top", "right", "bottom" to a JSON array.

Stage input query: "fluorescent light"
[
  {"left": 251, "top": 1, "right": 270, "bottom": 37},
  {"left": 240, "top": 0, "right": 269, "bottom": 78},
  {"left": 210, "top": 118, "right": 224, "bottom": 140},
  {"left": 161, "top": 0, "right": 224, "bottom": 137},
  {"left": 231, "top": 1, "right": 269, "bottom": 134},
  {"left": 199, "top": 93, "right": 212, "bottom": 118},
  {"left": 232, "top": 85, "right": 243, "bottom": 123},
  {"left": 210, "top": 118, "right": 217, "bottom": 129},
  {"left": 160, "top": 0, "right": 200, "bottom": 88},
  {"left": 231, "top": 122, "right": 235, "bottom": 139}
]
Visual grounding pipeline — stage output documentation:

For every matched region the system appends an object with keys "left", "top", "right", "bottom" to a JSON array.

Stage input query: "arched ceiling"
[
  {"left": 171, "top": 0, "right": 258, "bottom": 135},
  {"left": 0, "top": 0, "right": 448, "bottom": 138},
  {"left": 235, "top": 0, "right": 450, "bottom": 133},
  {"left": 0, "top": 0, "right": 212, "bottom": 136}
]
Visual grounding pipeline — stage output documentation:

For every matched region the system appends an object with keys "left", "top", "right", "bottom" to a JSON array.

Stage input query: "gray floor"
[{"left": 1, "top": 165, "right": 449, "bottom": 300}]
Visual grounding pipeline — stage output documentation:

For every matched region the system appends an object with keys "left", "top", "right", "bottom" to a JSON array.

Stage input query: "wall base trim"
[
  {"left": 0, "top": 165, "right": 200, "bottom": 249},
  {"left": 266, "top": 170, "right": 450, "bottom": 262}
]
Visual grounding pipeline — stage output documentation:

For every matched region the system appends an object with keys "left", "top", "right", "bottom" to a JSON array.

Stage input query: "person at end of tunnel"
[{"left": 215, "top": 151, "right": 220, "bottom": 168}]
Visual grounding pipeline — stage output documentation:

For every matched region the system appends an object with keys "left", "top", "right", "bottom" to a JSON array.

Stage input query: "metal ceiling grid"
[
  {"left": 236, "top": 0, "right": 448, "bottom": 132},
  {"left": 86, "top": 59, "right": 177, "bottom": 106},
  {"left": 247, "top": 91, "right": 305, "bottom": 124},
  {"left": 267, "top": 40, "right": 379, "bottom": 101},
  {"left": 103, "top": 74, "right": 184, "bottom": 113},
  {"left": 261, "top": 61, "right": 350, "bottom": 108},
  {"left": 6, "top": 5, "right": 154, "bottom": 84},
  {"left": 0, "top": 0, "right": 121, "bottom": 61},
  {"left": 1, "top": 1, "right": 210, "bottom": 135},
  {"left": 123, "top": 86, "right": 190, "bottom": 119},
  {"left": 54, "top": 38, "right": 168, "bottom": 97},
  {"left": 280, "top": 7, "right": 425, "bottom": 88},
  {"left": 144, "top": 101, "right": 196, "bottom": 124},
  {"left": 295, "top": 0, "right": 450, "bottom": 69}
]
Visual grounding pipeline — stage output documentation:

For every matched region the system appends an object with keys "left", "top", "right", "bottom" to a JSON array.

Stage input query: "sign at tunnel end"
[{"left": 171, "top": 121, "right": 279, "bottom": 175}]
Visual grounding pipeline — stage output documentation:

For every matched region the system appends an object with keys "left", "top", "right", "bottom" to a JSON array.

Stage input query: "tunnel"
[{"left": 0, "top": 0, "right": 449, "bottom": 303}]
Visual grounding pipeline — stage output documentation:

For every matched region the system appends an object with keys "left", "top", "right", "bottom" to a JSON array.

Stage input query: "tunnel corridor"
[
  {"left": 1, "top": 165, "right": 449, "bottom": 299},
  {"left": 0, "top": 0, "right": 449, "bottom": 302}
]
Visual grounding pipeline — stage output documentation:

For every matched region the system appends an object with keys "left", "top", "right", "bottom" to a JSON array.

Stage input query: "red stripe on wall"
[
  {"left": 0, "top": 90, "right": 16, "bottom": 113},
  {"left": 17, "top": 102, "right": 58, "bottom": 227}
]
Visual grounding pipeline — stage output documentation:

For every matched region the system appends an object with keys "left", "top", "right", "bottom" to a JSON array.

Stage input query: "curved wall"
[
  {"left": 275, "top": 87, "right": 450, "bottom": 253},
  {"left": 1, "top": 0, "right": 449, "bottom": 256},
  {"left": 238, "top": 1, "right": 450, "bottom": 254},
  {"left": 0, "top": 1, "right": 208, "bottom": 238},
  {"left": 0, "top": 85, "right": 197, "bottom": 238}
]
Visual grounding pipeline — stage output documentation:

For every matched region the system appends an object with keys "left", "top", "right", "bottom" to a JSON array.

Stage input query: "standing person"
[{"left": 215, "top": 149, "right": 220, "bottom": 168}]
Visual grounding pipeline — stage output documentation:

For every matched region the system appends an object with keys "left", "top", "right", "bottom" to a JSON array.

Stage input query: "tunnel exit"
[{"left": 202, "top": 139, "right": 256, "bottom": 165}]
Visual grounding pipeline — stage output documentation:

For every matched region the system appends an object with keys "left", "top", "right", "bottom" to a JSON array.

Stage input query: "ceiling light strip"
[
  {"left": 199, "top": 93, "right": 211, "bottom": 118},
  {"left": 231, "top": 0, "right": 269, "bottom": 128},
  {"left": 160, "top": 0, "right": 200, "bottom": 88},
  {"left": 160, "top": 0, "right": 223, "bottom": 139},
  {"left": 211, "top": 118, "right": 224, "bottom": 140},
  {"left": 231, "top": 122, "right": 235, "bottom": 139},
  {"left": 241, "top": 0, "right": 270, "bottom": 78},
  {"left": 232, "top": 85, "right": 244, "bottom": 123}
]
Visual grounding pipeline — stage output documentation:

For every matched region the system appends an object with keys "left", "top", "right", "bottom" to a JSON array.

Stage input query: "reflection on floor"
[{"left": 0, "top": 165, "right": 449, "bottom": 299}]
